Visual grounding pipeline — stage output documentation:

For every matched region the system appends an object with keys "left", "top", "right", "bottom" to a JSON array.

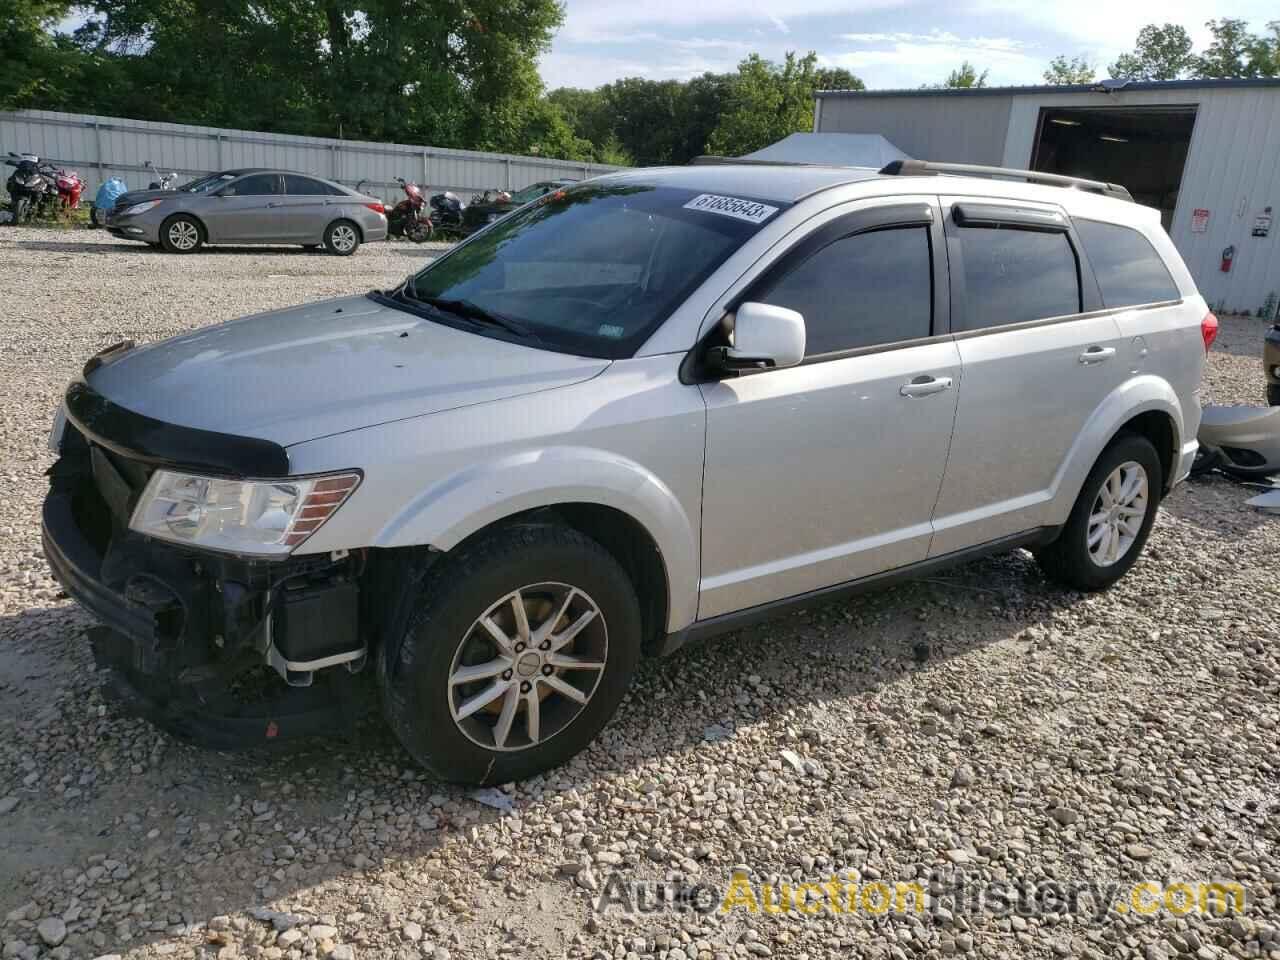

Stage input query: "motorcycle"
[
  {"left": 91, "top": 176, "right": 129, "bottom": 227},
  {"left": 387, "top": 177, "right": 433, "bottom": 242},
  {"left": 3, "top": 153, "right": 55, "bottom": 224},
  {"left": 145, "top": 160, "right": 179, "bottom": 191},
  {"left": 51, "top": 165, "right": 85, "bottom": 211},
  {"left": 428, "top": 191, "right": 465, "bottom": 233}
]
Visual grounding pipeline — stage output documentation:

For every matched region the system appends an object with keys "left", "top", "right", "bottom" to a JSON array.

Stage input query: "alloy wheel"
[
  {"left": 448, "top": 583, "right": 608, "bottom": 752},
  {"left": 1087, "top": 460, "right": 1148, "bottom": 567},
  {"left": 168, "top": 220, "right": 199, "bottom": 251},
  {"left": 330, "top": 224, "right": 357, "bottom": 253}
]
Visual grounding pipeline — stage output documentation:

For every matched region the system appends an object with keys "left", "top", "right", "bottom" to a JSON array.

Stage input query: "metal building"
[{"left": 814, "top": 79, "right": 1280, "bottom": 317}]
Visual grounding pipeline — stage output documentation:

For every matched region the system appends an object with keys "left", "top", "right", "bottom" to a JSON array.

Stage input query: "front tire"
[
  {"left": 1037, "top": 433, "right": 1162, "bottom": 591},
  {"left": 160, "top": 214, "right": 203, "bottom": 253},
  {"left": 324, "top": 219, "right": 360, "bottom": 256},
  {"left": 379, "top": 523, "right": 642, "bottom": 784}
]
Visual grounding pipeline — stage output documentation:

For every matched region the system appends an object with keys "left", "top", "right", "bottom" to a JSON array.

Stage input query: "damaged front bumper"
[{"left": 43, "top": 390, "right": 373, "bottom": 747}]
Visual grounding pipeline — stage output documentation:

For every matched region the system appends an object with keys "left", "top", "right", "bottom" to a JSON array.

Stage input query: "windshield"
[
  {"left": 181, "top": 172, "right": 236, "bottom": 194},
  {"left": 408, "top": 182, "right": 781, "bottom": 358}
]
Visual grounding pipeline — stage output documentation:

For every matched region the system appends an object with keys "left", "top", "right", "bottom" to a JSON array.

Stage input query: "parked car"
[
  {"left": 43, "top": 160, "right": 1211, "bottom": 784},
  {"left": 105, "top": 168, "right": 387, "bottom": 255},
  {"left": 461, "top": 179, "right": 575, "bottom": 234}
]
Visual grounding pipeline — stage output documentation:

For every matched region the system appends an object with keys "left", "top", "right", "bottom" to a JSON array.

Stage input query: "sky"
[{"left": 538, "top": 0, "right": 1279, "bottom": 91}]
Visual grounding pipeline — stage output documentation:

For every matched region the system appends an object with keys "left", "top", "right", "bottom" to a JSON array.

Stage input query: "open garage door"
[{"left": 1031, "top": 106, "right": 1197, "bottom": 230}]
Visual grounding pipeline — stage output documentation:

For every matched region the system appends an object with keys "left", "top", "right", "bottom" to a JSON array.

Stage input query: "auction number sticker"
[{"left": 683, "top": 194, "right": 779, "bottom": 224}]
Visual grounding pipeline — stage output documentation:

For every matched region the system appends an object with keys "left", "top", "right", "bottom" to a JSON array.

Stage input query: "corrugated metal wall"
[
  {"left": 1001, "top": 87, "right": 1280, "bottom": 315},
  {"left": 815, "top": 93, "right": 1014, "bottom": 165},
  {"left": 0, "top": 109, "right": 621, "bottom": 206},
  {"left": 818, "top": 85, "right": 1280, "bottom": 315}
]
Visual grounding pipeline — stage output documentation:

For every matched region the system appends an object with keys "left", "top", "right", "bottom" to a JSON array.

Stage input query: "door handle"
[
  {"left": 267, "top": 201, "right": 284, "bottom": 208},
  {"left": 900, "top": 375, "right": 953, "bottom": 398},
  {"left": 1078, "top": 346, "right": 1116, "bottom": 364}
]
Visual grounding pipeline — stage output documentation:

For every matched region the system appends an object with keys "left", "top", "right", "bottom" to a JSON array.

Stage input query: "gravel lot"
[{"left": 1, "top": 225, "right": 1277, "bottom": 960}]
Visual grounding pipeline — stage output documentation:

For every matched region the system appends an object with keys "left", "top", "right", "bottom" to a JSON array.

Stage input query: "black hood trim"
[{"left": 65, "top": 380, "right": 290, "bottom": 478}]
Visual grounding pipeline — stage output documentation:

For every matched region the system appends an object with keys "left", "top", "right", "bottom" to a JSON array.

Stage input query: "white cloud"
[
  {"left": 557, "top": 0, "right": 902, "bottom": 40},
  {"left": 969, "top": 0, "right": 1279, "bottom": 71}
]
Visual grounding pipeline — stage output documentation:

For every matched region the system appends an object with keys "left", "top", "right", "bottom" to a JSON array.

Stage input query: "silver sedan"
[{"left": 105, "top": 168, "right": 388, "bottom": 255}]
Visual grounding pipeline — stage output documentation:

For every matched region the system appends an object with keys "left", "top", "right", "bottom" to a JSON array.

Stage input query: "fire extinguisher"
[{"left": 1221, "top": 245, "right": 1236, "bottom": 272}]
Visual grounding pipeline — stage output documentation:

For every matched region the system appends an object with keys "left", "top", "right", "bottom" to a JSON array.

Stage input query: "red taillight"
[
  {"left": 365, "top": 202, "right": 385, "bottom": 215},
  {"left": 1201, "top": 311, "right": 1219, "bottom": 353}
]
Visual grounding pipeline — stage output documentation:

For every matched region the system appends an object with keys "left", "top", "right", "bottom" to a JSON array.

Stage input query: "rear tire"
[
  {"left": 379, "top": 523, "right": 642, "bottom": 784},
  {"left": 324, "top": 219, "right": 360, "bottom": 256},
  {"left": 159, "top": 214, "right": 203, "bottom": 253},
  {"left": 1036, "top": 433, "right": 1162, "bottom": 591}
]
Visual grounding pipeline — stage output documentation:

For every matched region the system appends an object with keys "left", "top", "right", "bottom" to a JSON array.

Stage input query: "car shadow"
[{"left": 0, "top": 547, "right": 1091, "bottom": 956}]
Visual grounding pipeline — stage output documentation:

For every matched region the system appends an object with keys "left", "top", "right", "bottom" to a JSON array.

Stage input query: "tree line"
[
  {"left": 5, "top": 4, "right": 1280, "bottom": 171},
  {"left": 1045, "top": 18, "right": 1280, "bottom": 83}
]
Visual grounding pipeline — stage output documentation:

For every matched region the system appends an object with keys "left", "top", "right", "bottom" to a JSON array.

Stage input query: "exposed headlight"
[
  {"left": 49, "top": 402, "right": 67, "bottom": 455},
  {"left": 129, "top": 469, "right": 361, "bottom": 557},
  {"left": 121, "top": 199, "right": 164, "bottom": 217}
]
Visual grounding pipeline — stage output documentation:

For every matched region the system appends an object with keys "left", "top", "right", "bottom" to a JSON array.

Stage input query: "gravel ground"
[{"left": 0, "top": 225, "right": 1277, "bottom": 960}]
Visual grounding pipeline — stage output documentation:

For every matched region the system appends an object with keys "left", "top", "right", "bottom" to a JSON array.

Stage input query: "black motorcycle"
[
  {"left": 3, "top": 153, "right": 54, "bottom": 225},
  {"left": 428, "top": 191, "right": 465, "bottom": 234}
]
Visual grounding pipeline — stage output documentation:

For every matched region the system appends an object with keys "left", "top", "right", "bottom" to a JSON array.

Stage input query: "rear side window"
[
  {"left": 757, "top": 227, "right": 932, "bottom": 356},
  {"left": 956, "top": 227, "right": 1079, "bottom": 331},
  {"left": 1075, "top": 219, "right": 1179, "bottom": 307},
  {"left": 226, "top": 174, "right": 281, "bottom": 196},
  {"left": 284, "top": 175, "right": 343, "bottom": 196}
]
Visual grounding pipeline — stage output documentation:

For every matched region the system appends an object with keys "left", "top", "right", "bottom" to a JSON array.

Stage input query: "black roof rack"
[{"left": 878, "top": 159, "right": 1133, "bottom": 202}]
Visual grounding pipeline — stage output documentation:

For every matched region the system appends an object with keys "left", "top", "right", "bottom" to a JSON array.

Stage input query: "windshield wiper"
[{"left": 409, "top": 288, "right": 537, "bottom": 340}]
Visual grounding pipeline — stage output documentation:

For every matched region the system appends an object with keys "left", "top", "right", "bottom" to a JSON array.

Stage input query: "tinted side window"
[
  {"left": 284, "top": 175, "right": 341, "bottom": 196},
  {"left": 227, "top": 174, "right": 281, "bottom": 196},
  {"left": 956, "top": 227, "right": 1079, "bottom": 331},
  {"left": 1075, "top": 219, "right": 1179, "bottom": 307},
  {"left": 757, "top": 227, "right": 932, "bottom": 356}
]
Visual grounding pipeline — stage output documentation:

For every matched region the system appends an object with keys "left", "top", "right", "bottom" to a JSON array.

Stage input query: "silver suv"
[{"left": 43, "top": 160, "right": 1213, "bottom": 783}]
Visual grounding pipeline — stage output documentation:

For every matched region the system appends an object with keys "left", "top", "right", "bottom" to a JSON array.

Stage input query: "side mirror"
[{"left": 710, "top": 302, "right": 806, "bottom": 372}]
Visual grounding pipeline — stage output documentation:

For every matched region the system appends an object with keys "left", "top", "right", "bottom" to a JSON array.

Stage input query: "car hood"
[
  {"left": 86, "top": 294, "right": 610, "bottom": 447},
  {"left": 113, "top": 188, "right": 179, "bottom": 208}
]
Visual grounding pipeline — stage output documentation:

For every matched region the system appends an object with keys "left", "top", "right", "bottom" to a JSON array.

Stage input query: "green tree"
[
  {"left": 59, "top": 0, "right": 565, "bottom": 150},
  {"left": 813, "top": 66, "right": 865, "bottom": 91},
  {"left": 0, "top": 0, "right": 93, "bottom": 110},
  {"left": 1195, "top": 17, "right": 1279, "bottom": 78},
  {"left": 1110, "top": 23, "right": 1195, "bottom": 80},
  {"left": 941, "top": 61, "right": 988, "bottom": 88},
  {"left": 707, "top": 52, "right": 823, "bottom": 157},
  {"left": 1043, "top": 55, "right": 1096, "bottom": 84}
]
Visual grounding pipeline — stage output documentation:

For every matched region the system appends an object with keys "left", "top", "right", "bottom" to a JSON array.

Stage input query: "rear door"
[
  {"left": 929, "top": 196, "right": 1127, "bottom": 556},
  {"left": 202, "top": 172, "right": 285, "bottom": 242},
  {"left": 698, "top": 199, "right": 962, "bottom": 618},
  {"left": 282, "top": 175, "right": 343, "bottom": 242}
]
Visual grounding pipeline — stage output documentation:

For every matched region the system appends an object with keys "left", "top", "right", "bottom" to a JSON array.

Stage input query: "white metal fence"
[{"left": 0, "top": 109, "right": 622, "bottom": 204}]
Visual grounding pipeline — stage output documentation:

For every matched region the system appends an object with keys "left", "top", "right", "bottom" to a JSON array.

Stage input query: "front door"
[
  {"left": 202, "top": 172, "right": 285, "bottom": 242},
  {"left": 698, "top": 201, "right": 960, "bottom": 619}
]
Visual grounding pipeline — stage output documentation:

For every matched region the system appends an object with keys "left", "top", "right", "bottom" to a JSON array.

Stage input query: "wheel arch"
[
  {"left": 328, "top": 216, "right": 363, "bottom": 241},
  {"left": 1051, "top": 375, "right": 1185, "bottom": 523},
  {"left": 161, "top": 210, "right": 207, "bottom": 242},
  {"left": 370, "top": 446, "right": 699, "bottom": 634}
]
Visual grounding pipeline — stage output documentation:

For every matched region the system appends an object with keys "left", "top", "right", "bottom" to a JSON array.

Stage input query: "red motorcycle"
[
  {"left": 35, "top": 164, "right": 85, "bottom": 218},
  {"left": 386, "top": 177, "right": 433, "bottom": 242}
]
